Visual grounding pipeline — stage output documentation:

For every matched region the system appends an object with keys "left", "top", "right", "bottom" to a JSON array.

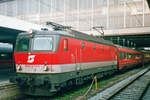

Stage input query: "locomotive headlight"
[
  {"left": 43, "top": 65, "right": 48, "bottom": 71},
  {"left": 16, "top": 64, "right": 22, "bottom": 71}
]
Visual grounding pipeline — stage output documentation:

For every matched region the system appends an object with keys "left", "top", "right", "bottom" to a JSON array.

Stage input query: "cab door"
[
  {"left": 75, "top": 47, "right": 82, "bottom": 71},
  {"left": 74, "top": 40, "right": 84, "bottom": 72}
]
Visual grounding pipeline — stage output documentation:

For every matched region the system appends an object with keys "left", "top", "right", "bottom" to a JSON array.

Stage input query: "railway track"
[
  {"left": 0, "top": 67, "right": 147, "bottom": 100},
  {"left": 110, "top": 70, "right": 150, "bottom": 100},
  {"left": 142, "top": 84, "right": 150, "bottom": 100},
  {"left": 88, "top": 67, "right": 150, "bottom": 100},
  {"left": 0, "top": 82, "right": 23, "bottom": 100}
]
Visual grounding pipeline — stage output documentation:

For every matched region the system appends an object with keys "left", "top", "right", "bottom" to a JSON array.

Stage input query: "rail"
[{"left": 88, "top": 67, "right": 150, "bottom": 100}]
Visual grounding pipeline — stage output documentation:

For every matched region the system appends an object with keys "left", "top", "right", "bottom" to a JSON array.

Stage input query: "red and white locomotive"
[{"left": 10, "top": 23, "right": 148, "bottom": 96}]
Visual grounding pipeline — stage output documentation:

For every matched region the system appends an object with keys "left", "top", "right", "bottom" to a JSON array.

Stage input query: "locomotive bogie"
[{"left": 12, "top": 64, "right": 118, "bottom": 96}]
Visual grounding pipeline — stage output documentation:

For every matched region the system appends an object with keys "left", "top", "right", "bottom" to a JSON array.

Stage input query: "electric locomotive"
[
  {"left": 10, "top": 22, "right": 145, "bottom": 96},
  {"left": 10, "top": 25, "right": 119, "bottom": 96}
]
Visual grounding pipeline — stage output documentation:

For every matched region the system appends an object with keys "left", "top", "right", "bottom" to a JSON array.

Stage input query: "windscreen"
[
  {"left": 32, "top": 37, "right": 53, "bottom": 51},
  {"left": 15, "top": 37, "right": 30, "bottom": 52}
]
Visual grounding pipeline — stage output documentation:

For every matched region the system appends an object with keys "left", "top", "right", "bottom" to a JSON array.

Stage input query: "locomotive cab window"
[
  {"left": 15, "top": 37, "right": 30, "bottom": 52},
  {"left": 63, "top": 39, "right": 68, "bottom": 51},
  {"left": 32, "top": 37, "right": 53, "bottom": 51}
]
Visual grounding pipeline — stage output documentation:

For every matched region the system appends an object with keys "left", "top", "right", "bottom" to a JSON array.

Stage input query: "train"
[
  {"left": 10, "top": 26, "right": 150, "bottom": 96},
  {"left": 0, "top": 45, "right": 13, "bottom": 69}
]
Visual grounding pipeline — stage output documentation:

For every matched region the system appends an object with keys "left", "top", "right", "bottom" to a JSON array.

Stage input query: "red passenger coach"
[
  {"left": 117, "top": 46, "right": 143, "bottom": 70},
  {"left": 143, "top": 53, "right": 150, "bottom": 64}
]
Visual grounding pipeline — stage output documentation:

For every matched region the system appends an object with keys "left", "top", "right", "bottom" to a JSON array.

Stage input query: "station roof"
[
  {"left": 147, "top": 0, "right": 150, "bottom": 7},
  {"left": 0, "top": 0, "right": 14, "bottom": 3},
  {"left": 0, "top": 15, "right": 50, "bottom": 44},
  {"left": 103, "top": 34, "right": 150, "bottom": 48},
  {"left": 101, "top": 27, "right": 150, "bottom": 48},
  {"left": 0, "top": 15, "right": 150, "bottom": 49},
  {"left": 83, "top": 26, "right": 150, "bottom": 48}
]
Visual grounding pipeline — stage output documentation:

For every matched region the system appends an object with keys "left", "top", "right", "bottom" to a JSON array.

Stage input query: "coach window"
[
  {"left": 131, "top": 54, "right": 134, "bottom": 59},
  {"left": 64, "top": 39, "right": 68, "bottom": 51},
  {"left": 120, "top": 52, "right": 123, "bottom": 60},
  {"left": 125, "top": 53, "right": 128, "bottom": 59},
  {"left": 128, "top": 53, "right": 131, "bottom": 59},
  {"left": 82, "top": 42, "right": 85, "bottom": 49}
]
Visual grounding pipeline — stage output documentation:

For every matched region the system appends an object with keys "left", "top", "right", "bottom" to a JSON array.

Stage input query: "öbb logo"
[{"left": 27, "top": 55, "right": 36, "bottom": 63}]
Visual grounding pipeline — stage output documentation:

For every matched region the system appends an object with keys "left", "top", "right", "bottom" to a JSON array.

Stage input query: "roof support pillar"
[
  {"left": 107, "top": 0, "right": 109, "bottom": 29},
  {"left": 123, "top": 1, "right": 126, "bottom": 28},
  {"left": 142, "top": 0, "right": 145, "bottom": 27}
]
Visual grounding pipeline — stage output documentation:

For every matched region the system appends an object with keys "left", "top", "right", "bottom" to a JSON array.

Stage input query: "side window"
[
  {"left": 102, "top": 47, "right": 104, "bottom": 51},
  {"left": 120, "top": 52, "right": 123, "bottom": 60},
  {"left": 128, "top": 53, "right": 131, "bottom": 59},
  {"left": 82, "top": 42, "right": 85, "bottom": 49},
  {"left": 109, "top": 48, "right": 111, "bottom": 52},
  {"left": 125, "top": 52, "right": 128, "bottom": 59},
  {"left": 63, "top": 39, "right": 68, "bottom": 51},
  {"left": 120, "top": 52, "right": 127, "bottom": 60},
  {"left": 94, "top": 45, "right": 96, "bottom": 50}
]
